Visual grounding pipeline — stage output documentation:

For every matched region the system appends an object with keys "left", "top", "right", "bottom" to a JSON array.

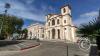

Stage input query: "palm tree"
[
  {"left": 77, "top": 10, "right": 100, "bottom": 39},
  {"left": 77, "top": 10, "right": 100, "bottom": 52}
]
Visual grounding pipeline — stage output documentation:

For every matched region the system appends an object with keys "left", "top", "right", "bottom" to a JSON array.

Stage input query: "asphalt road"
[{"left": 0, "top": 41, "right": 88, "bottom": 56}]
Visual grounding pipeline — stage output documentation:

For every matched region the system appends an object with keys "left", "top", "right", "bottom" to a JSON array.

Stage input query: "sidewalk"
[
  {"left": 0, "top": 40, "right": 40, "bottom": 51},
  {"left": 0, "top": 51, "right": 20, "bottom": 56},
  {"left": 67, "top": 43, "right": 89, "bottom": 56},
  {"left": 0, "top": 40, "right": 40, "bottom": 56}
]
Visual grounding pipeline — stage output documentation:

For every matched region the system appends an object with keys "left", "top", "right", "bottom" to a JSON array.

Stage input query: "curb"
[{"left": 20, "top": 43, "right": 40, "bottom": 50}]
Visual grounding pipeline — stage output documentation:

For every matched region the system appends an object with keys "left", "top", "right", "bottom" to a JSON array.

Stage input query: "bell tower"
[
  {"left": 61, "top": 4, "right": 71, "bottom": 15},
  {"left": 61, "top": 4, "right": 72, "bottom": 25}
]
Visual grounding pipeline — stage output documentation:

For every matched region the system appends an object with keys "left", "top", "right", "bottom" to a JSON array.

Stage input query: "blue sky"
[{"left": 0, "top": 0, "right": 100, "bottom": 28}]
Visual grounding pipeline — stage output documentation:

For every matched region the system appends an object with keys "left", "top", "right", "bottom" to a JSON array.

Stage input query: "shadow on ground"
[{"left": 0, "top": 40, "right": 23, "bottom": 47}]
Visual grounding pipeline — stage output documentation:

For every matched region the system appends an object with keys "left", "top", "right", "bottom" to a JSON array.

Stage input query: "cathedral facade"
[
  {"left": 27, "top": 5, "right": 77, "bottom": 42},
  {"left": 44, "top": 5, "right": 77, "bottom": 42}
]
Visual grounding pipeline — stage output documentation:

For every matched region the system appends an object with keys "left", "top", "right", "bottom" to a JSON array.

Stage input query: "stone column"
[
  {"left": 48, "top": 30, "right": 50, "bottom": 40},
  {"left": 66, "top": 26, "right": 70, "bottom": 41},
  {"left": 60, "top": 27, "right": 64, "bottom": 40},
  {"left": 45, "top": 30, "right": 47, "bottom": 39},
  {"left": 70, "top": 27, "right": 73, "bottom": 42},
  {"left": 50, "top": 29, "right": 52, "bottom": 40},
  {"left": 56, "top": 29, "right": 58, "bottom": 40},
  {"left": 71, "top": 27, "right": 75, "bottom": 42},
  {"left": 67, "top": 26, "right": 72, "bottom": 42}
]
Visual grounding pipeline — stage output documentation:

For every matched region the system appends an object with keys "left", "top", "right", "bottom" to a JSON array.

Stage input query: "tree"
[
  {"left": 1, "top": 3, "right": 11, "bottom": 35},
  {"left": 0, "top": 14, "right": 24, "bottom": 39},
  {"left": 17, "top": 28, "right": 28, "bottom": 40},
  {"left": 22, "top": 28, "right": 28, "bottom": 39},
  {"left": 0, "top": 3, "right": 24, "bottom": 40}
]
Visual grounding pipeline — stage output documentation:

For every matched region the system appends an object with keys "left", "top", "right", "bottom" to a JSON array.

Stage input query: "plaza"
[{"left": 0, "top": 0, "right": 99, "bottom": 56}]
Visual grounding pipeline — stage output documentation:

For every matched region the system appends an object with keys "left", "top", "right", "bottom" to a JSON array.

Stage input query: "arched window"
[
  {"left": 64, "top": 28, "right": 66, "bottom": 30},
  {"left": 42, "top": 34, "right": 44, "bottom": 38},
  {"left": 58, "top": 29, "right": 60, "bottom": 39},
  {"left": 64, "top": 20, "right": 66, "bottom": 23},
  {"left": 48, "top": 31, "right": 50, "bottom": 37},
  {"left": 57, "top": 19, "right": 60, "bottom": 24},
  {"left": 63, "top": 8, "right": 66, "bottom": 13},
  {"left": 52, "top": 29, "right": 55, "bottom": 39},
  {"left": 48, "top": 22, "right": 50, "bottom": 26},
  {"left": 52, "top": 19, "right": 55, "bottom": 25}
]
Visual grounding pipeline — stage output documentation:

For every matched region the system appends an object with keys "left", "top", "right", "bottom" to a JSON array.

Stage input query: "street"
[{"left": 0, "top": 41, "right": 89, "bottom": 56}]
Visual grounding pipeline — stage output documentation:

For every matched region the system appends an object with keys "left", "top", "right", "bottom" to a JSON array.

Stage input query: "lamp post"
[
  {"left": 64, "top": 29, "right": 68, "bottom": 56},
  {"left": 0, "top": 3, "right": 10, "bottom": 37}
]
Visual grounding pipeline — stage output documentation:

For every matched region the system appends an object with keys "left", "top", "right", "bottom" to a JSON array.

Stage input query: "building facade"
[
  {"left": 27, "top": 23, "right": 44, "bottom": 40},
  {"left": 44, "top": 5, "right": 77, "bottom": 42},
  {"left": 27, "top": 5, "right": 77, "bottom": 42}
]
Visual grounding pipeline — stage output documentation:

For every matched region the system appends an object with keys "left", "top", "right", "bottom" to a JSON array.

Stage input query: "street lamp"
[
  {"left": 5, "top": 3, "right": 11, "bottom": 14},
  {"left": 0, "top": 3, "right": 11, "bottom": 36},
  {"left": 64, "top": 29, "right": 68, "bottom": 56}
]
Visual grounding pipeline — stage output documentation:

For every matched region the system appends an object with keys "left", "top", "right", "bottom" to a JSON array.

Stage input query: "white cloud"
[
  {"left": 26, "top": 0, "right": 34, "bottom": 4},
  {"left": 73, "top": 11, "right": 98, "bottom": 27},
  {"left": 0, "top": 0, "right": 46, "bottom": 22},
  {"left": 80, "top": 11, "right": 98, "bottom": 17},
  {"left": 10, "top": 10, "right": 45, "bottom": 22}
]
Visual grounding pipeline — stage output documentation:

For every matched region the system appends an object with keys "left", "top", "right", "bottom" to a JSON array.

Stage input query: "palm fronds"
[{"left": 77, "top": 12, "right": 100, "bottom": 40}]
